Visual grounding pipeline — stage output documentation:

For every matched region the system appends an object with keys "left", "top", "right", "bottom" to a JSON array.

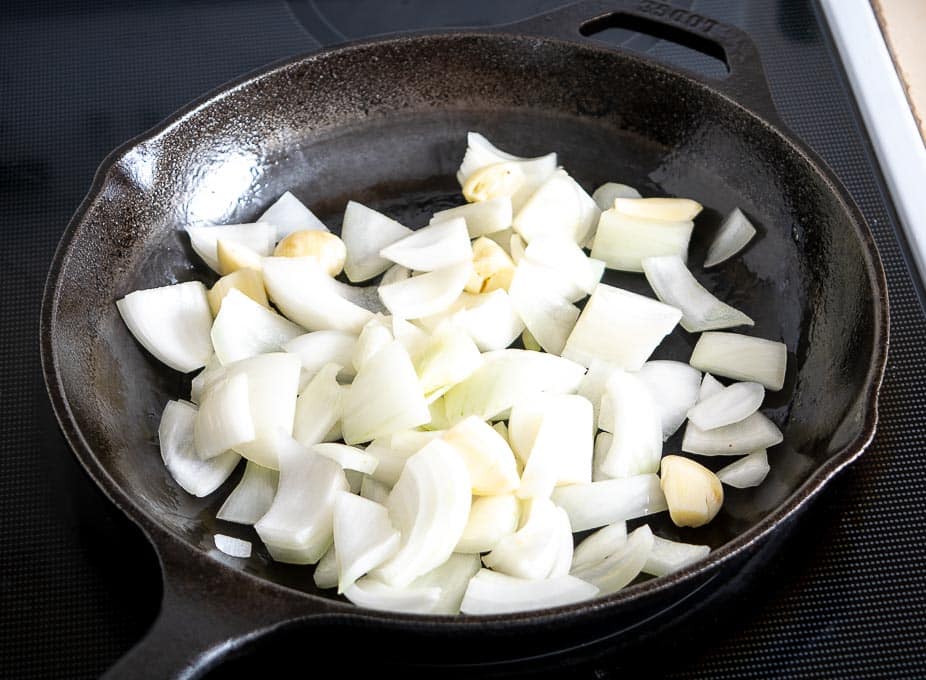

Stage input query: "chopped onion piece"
[
  {"left": 430, "top": 197, "right": 513, "bottom": 238},
  {"left": 460, "top": 569, "right": 598, "bottom": 615},
  {"left": 159, "top": 400, "right": 240, "bottom": 497},
  {"left": 682, "top": 412, "right": 783, "bottom": 456},
  {"left": 217, "top": 460, "right": 278, "bottom": 525},
  {"left": 194, "top": 372, "right": 255, "bottom": 460},
  {"left": 211, "top": 288, "right": 303, "bottom": 365},
  {"left": 592, "top": 432, "right": 613, "bottom": 482},
  {"left": 614, "top": 197, "right": 702, "bottom": 221},
  {"left": 293, "top": 363, "right": 343, "bottom": 447},
  {"left": 576, "top": 359, "right": 617, "bottom": 432},
  {"left": 642, "top": 535, "right": 710, "bottom": 577},
  {"left": 571, "top": 525, "right": 653, "bottom": 594},
  {"left": 364, "top": 441, "right": 413, "bottom": 487},
  {"left": 254, "top": 432, "right": 349, "bottom": 564},
  {"left": 314, "top": 545, "right": 339, "bottom": 589},
  {"left": 207, "top": 266, "right": 268, "bottom": 313},
  {"left": 380, "top": 218, "right": 472, "bottom": 271},
  {"left": 591, "top": 210, "right": 693, "bottom": 273},
  {"left": 387, "top": 429, "right": 444, "bottom": 454},
  {"left": 427, "top": 290, "right": 525, "bottom": 353},
  {"left": 689, "top": 332, "right": 787, "bottom": 391},
  {"left": 414, "top": 325, "right": 483, "bottom": 400},
  {"left": 262, "top": 256, "right": 373, "bottom": 334},
  {"left": 378, "top": 261, "right": 472, "bottom": 320},
  {"left": 190, "top": 354, "right": 223, "bottom": 404},
  {"left": 716, "top": 450, "right": 770, "bottom": 488},
  {"left": 343, "top": 578, "right": 441, "bottom": 614},
  {"left": 562, "top": 283, "right": 681, "bottom": 370},
  {"left": 456, "top": 493, "right": 521, "bottom": 553},
  {"left": 508, "top": 260, "right": 580, "bottom": 355},
  {"left": 380, "top": 263, "right": 411, "bottom": 286},
  {"left": 360, "top": 475, "right": 391, "bottom": 504},
  {"left": 258, "top": 191, "right": 328, "bottom": 238},
  {"left": 456, "top": 132, "right": 557, "bottom": 210},
  {"left": 636, "top": 360, "right": 702, "bottom": 440},
  {"left": 484, "top": 498, "right": 572, "bottom": 580},
  {"left": 373, "top": 440, "right": 471, "bottom": 587},
  {"left": 341, "top": 201, "right": 412, "bottom": 282},
  {"left": 441, "top": 416, "right": 518, "bottom": 495},
  {"left": 333, "top": 492, "right": 401, "bottom": 592},
  {"left": 412, "top": 553, "right": 482, "bottom": 615},
  {"left": 704, "top": 208, "right": 756, "bottom": 268},
  {"left": 551, "top": 474, "right": 667, "bottom": 532},
  {"left": 699, "top": 372, "right": 725, "bottom": 400},
  {"left": 283, "top": 330, "right": 357, "bottom": 387},
  {"left": 186, "top": 223, "right": 275, "bottom": 273},
  {"left": 391, "top": 315, "right": 430, "bottom": 357},
  {"left": 341, "top": 341, "right": 431, "bottom": 445},
  {"left": 642, "top": 255, "right": 754, "bottom": 332},
  {"left": 591, "top": 182, "right": 642, "bottom": 211},
  {"left": 214, "top": 534, "right": 252, "bottom": 559},
  {"left": 513, "top": 169, "right": 600, "bottom": 245},
  {"left": 353, "top": 317, "right": 394, "bottom": 373},
  {"left": 117, "top": 281, "right": 214, "bottom": 373},
  {"left": 510, "top": 233, "right": 526, "bottom": 263},
  {"left": 443, "top": 349, "right": 586, "bottom": 423},
  {"left": 313, "top": 443, "right": 378, "bottom": 475},
  {"left": 572, "top": 521, "right": 628, "bottom": 570},
  {"left": 687, "top": 381, "right": 765, "bottom": 430},
  {"left": 599, "top": 369, "right": 663, "bottom": 478},
  {"left": 523, "top": 237, "right": 606, "bottom": 297}
]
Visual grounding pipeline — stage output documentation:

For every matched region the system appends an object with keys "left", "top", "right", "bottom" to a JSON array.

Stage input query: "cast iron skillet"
[{"left": 40, "top": 1, "right": 888, "bottom": 677}]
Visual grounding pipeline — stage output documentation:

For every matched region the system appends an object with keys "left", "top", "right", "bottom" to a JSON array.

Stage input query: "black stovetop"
[{"left": 2, "top": 1, "right": 925, "bottom": 677}]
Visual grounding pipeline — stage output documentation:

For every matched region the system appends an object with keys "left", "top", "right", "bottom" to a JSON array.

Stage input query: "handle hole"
[{"left": 579, "top": 12, "right": 729, "bottom": 78}]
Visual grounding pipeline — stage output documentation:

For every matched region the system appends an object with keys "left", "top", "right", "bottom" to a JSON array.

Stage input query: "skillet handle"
[
  {"left": 501, "top": 0, "right": 782, "bottom": 124},
  {"left": 101, "top": 536, "right": 333, "bottom": 680}
]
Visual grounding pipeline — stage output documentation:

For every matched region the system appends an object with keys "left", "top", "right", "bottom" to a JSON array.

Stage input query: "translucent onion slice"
[
  {"left": 571, "top": 525, "right": 653, "bottom": 595},
  {"left": 214, "top": 534, "right": 252, "bottom": 559},
  {"left": 512, "top": 169, "right": 600, "bottom": 246},
  {"left": 373, "top": 440, "right": 472, "bottom": 587},
  {"left": 689, "top": 332, "right": 788, "bottom": 391},
  {"left": 591, "top": 182, "right": 642, "bottom": 211},
  {"left": 254, "top": 432, "right": 349, "bottom": 564},
  {"left": 380, "top": 218, "right": 472, "bottom": 272},
  {"left": 716, "top": 450, "right": 770, "bottom": 488},
  {"left": 483, "top": 498, "right": 572, "bottom": 580},
  {"left": 704, "top": 208, "right": 756, "bottom": 268},
  {"left": 430, "top": 197, "right": 513, "bottom": 238},
  {"left": 598, "top": 369, "right": 663, "bottom": 478},
  {"left": 283, "top": 330, "right": 357, "bottom": 387},
  {"left": 313, "top": 545, "right": 339, "bottom": 589},
  {"left": 456, "top": 132, "right": 557, "bottom": 210},
  {"left": 341, "top": 201, "right": 413, "bottom": 282},
  {"left": 562, "top": 283, "right": 682, "bottom": 370},
  {"left": 460, "top": 569, "right": 598, "bottom": 615},
  {"left": 216, "top": 460, "right": 278, "bottom": 525},
  {"left": 194, "top": 372, "right": 255, "bottom": 460},
  {"left": 313, "top": 443, "right": 378, "bottom": 475},
  {"left": 441, "top": 416, "right": 519, "bottom": 495},
  {"left": 292, "top": 363, "right": 343, "bottom": 449},
  {"left": 341, "top": 341, "right": 431, "bottom": 445},
  {"left": 508, "top": 260, "right": 580, "bottom": 356},
  {"left": 443, "top": 349, "right": 586, "bottom": 423},
  {"left": 378, "top": 261, "right": 472, "bottom": 320},
  {"left": 412, "top": 553, "right": 482, "bottom": 615},
  {"left": 186, "top": 223, "right": 275, "bottom": 273},
  {"left": 687, "top": 381, "right": 765, "bottom": 430},
  {"left": 551, "top": 474, "right": 667, "bottom": 531},
  {"left": 360, "top": 475, "right": 392, "bottom": 504},
  {"left": 225, "top": 353, "right": 301, "bottom": 469},
  {"left": 258, "top": 191, "right": 328, "bottom": 238},
  {"left": 343, "top": 578, "right": 441, "bottom": 614},
  {"left": 353, "top": 317, "right": 394, "bottom": 374},
  {"left": 642, "top": 535, "right": 710, "bottom": 577},
  {"left": 613, "top": 197, "right": 702, "bottom": 221},
  {"left": 414, "top": 325, "right": 483, "bottom": 400},
  {"left": 210, "top": 289, "right": 304, "bottom": 365},
  {"left": 590, "top": 209, "right": 693, "bottom": 273},
  {"left": 363, "top": 441, "right": 413, "bottom": 487},
  {"left": 262, "top": 256, "right": 373, "bottom": 334},
  {"left": 522, "top": 236, "right": 605, "bottom": 297},
  {"left": 682, "top": 412, "right": 783, "bottom": 456},
  {"left": 333, "top": 492, "right": 401, "bottom": 592},
  {"left": 158, "top": 400, "right": 240, "bottom": 497},
  {"left": 430, "top": 290, "right": 525, "bottom": 353},
  {"left": 699, "top": 372, "right": 725, "bottom": 400},
  {"left": 636, "top": 360, "right": 703, "bottom": 440},
  {"left": 455, "top": 493, "right": 521, "bottom": 553},
  {"left": 642, "top": 255, "right": 754, "bottom": 332},
  {"left": 571, "top": 521, "right": 628, "bottom": 571},
  {"left": 117, "top": 281, "right": 214, "bottom": 373}
]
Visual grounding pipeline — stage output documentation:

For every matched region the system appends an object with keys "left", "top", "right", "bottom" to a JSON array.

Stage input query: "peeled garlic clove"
[
  {"left": 206, "top": 268, "right": 269, "bottom": 317},
  {"left": 660, "top": 455, "right": 723, "bottom": 528},
  {"left": 273, "top": 230, "right": 346, "bottom": 277},
  {"left": 614, "top": 197, "right": 703, "bottom": 221},
  {"left": 463, "top": 162, "right": 525, "bottom": 202},
  {"left": 217, "top": 238, "right": 263, "bottom": 274},
  {"left": 464, "top": 236, "right": 515, "bottom": 294}
]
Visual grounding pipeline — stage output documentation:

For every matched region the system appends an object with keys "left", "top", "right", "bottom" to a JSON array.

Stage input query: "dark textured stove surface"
[{"left": 2, "top": 1, "right": 925, "bottom": 677}]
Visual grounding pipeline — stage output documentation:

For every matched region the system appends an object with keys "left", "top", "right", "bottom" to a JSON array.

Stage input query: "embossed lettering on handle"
[{"left": 636, "top": 0, "right": 717, "bottom": 34}]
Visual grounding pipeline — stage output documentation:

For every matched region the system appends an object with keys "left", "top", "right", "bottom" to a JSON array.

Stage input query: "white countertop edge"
[{"left": 820, "top": 0, "right": 926, "bottom": 285}]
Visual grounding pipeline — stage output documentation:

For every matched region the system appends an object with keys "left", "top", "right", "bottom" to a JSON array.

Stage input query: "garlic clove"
[
  {"left": 273, "top": 230, "right": 347, "bottom": 277},
  {"left": 464, "top": 236, "right": 515, "bottom": 294},
  {"left": 217, "top": 238, "right": 263, "bottom": 275},
  {"left": 207, "top": 268, "right": 269, "bottom": 317},
  {"left": 463, "top": 162, "right": 525, "bottom": 203},
  {"left": 659, "top": 455, "right": 723, "bottom": 528}
]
